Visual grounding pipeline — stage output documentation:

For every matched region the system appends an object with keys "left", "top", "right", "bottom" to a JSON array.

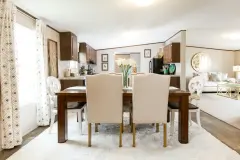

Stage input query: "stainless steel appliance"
[{"left": 149, "top": 58, "right": 164, "bottom": 74}]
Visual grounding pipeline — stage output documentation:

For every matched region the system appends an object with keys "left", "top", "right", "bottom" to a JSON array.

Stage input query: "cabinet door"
[
  {"left": 169, "top": 44, "right": 172, "bottom": 63},
  {"left": 163, "top": 46, "right": 167, "bottom": 63},
  {"left": 170, "top": 77, "right": 180, "bottom": 88},
  {"left": 86, "top": 45, "right": 89, "bottom": 62},
  {"left": 93, "top": 50, "right": 97, "bottom": 64},
  {"left": 71, "top": 35, "right": 78, "bottom": 61}
]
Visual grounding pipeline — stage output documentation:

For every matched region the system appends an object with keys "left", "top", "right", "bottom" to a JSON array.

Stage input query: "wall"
[
  {"left": 186, "top": 47, "right": 235, "bottom": 78},
  {"left": 235, "top": 51, "right": 240, "bottom": 65},
  {"left": 96, "top": 43, "right": 164, "bottom": 73}
]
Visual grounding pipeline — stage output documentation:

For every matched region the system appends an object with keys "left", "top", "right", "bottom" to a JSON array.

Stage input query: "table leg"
[
  {"left": 178, "top": 95, "right": 189, "bottom": 144},
  {"left": 58, "top": 95, "right": 68, "bottom": 143}
]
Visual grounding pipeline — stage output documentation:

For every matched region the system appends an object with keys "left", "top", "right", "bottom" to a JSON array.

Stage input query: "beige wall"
[
  {"left": 186, "top": 47, "right": 235, "bottom": 78},
  {"left": 234, "top": 51, "right": 240, "bottom": 65},
  {"left": 96, "top": 43, "right": 164, "bottom": 73}
]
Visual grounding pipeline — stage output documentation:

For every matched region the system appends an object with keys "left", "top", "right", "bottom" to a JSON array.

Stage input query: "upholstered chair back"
[
  {"left": 46, "top": 76, "right": 61, "bottom": 109},
  {"left": 132, "top": 73, "right": 170, "bottom": 123},
  {"left": 86, "top": 74, "right": 123, "bottom": 123},
  {"left": 188, "top": 76, "right": 204, "bottom": 95},
  {"left": 129, "top": 73, "right": 145, "bottom": 87}
]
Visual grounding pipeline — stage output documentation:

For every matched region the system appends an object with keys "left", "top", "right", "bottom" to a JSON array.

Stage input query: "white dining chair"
[
  {"left": 46, "top": 76, "right": 86, "bottom": 134},
  {"left": 132, "top": 73, "right": 170, "bottom": 147},
  {"left": 168, "top": 76, "right": 203, "bottom": 136},
  {"left": 86, "top": 74, "right": 123, "bottom": 147}
]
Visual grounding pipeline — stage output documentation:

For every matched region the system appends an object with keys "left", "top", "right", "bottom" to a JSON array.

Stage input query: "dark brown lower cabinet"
[
  {"left": 170, "top": 76, "right": 180, "bottom": 88},
  {"left": 60, "top": 80, "right": 85, "bottom": 90}
]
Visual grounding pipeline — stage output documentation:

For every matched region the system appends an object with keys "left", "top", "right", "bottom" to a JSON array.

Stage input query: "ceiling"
[{"left": 12, "top": 0, "right": 240, "bottom": 50}]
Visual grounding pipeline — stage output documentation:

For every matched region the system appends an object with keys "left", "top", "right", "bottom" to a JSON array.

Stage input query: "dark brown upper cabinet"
[
  {"left": 60, "top": 32, "right": 78, "bottom": 61},
  {"left": 163, "top": 43, "right": 180, "bottom": 64},
  {"left": 79, "top": 42, "right": 97, "bottom": 64}
]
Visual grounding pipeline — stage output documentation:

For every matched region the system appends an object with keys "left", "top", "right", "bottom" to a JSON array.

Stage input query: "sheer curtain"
[{"left": 15, "top": 23, "right": 37, "bottom": 106}]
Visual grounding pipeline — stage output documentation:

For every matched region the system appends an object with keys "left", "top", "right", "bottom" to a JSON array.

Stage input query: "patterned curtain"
[
  {"left": 0, "top": 0, "right": 22, "bottom": 149},
  {"left": 36, "top": 20, "right": 49, "bottom": 126}
]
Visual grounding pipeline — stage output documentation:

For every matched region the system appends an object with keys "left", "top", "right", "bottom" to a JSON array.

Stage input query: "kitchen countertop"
[{"left": 59, "top": 76, "right": 86, "bottom": 80}]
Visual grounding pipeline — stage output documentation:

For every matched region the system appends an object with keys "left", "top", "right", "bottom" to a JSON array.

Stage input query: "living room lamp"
[{"left": 233, "top": 65, "right": 240, "bottom": 79}]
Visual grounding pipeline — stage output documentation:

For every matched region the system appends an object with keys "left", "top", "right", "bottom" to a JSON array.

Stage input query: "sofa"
[{"left": 193, "top": 72, "right": 236, "bottom": 93}]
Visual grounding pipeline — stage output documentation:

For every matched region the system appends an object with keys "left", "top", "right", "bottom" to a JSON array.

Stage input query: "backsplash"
[{"left": 58, "top": 60, "right": 78, "bottom": 77}]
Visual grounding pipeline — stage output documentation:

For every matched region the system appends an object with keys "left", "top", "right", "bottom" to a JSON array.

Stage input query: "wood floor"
[
  {"left": 192, "top": 111, "right": 240, "bottom": 154},
  {"left": 0, "top": 111, "right": 239, "bottom": 160}
]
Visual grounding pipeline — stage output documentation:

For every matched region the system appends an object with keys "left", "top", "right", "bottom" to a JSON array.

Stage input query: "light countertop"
[{"left": 59, "top": 76, "right": 86, "bottom": 80}]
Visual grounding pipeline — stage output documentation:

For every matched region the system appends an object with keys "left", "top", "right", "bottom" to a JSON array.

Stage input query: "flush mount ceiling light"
[
  {"left": 129, "top": 0, "right": 155, "bottom": 7},
  {"left": 221, "top": 32, "right": 240, "bottom": 40}
]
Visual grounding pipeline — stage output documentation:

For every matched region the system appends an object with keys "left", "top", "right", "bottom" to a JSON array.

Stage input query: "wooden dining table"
[{"left": 56, "top": 87, "right": 190, "bottom": 144}]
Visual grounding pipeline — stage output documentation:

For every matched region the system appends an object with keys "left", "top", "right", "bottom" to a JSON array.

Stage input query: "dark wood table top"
[{"left": 56, "top": 88, "right": 190, "bottom": 97}]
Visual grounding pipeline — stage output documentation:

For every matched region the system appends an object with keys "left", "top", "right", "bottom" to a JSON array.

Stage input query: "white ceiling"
[{"left": 12, "top": 0, "right": 240, "bottom": 50}]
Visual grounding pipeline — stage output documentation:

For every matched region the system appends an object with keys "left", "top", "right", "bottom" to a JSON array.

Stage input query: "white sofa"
[{"left": 192, "top": 72, "right": 236, "bottom": 93}]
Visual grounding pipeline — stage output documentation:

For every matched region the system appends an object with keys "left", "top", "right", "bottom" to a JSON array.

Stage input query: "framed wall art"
[
  {"left": 144, "top": 49, "right": 151, "bottom": 58},
  {"left": 47, "top": 39, "right": 58, "bottom": 77},
  {"left": 102, "top": 63, "right": 108, "bottom": 71},
  {"left": 101, "top": 54, "right": 108, "bottom": 62}
]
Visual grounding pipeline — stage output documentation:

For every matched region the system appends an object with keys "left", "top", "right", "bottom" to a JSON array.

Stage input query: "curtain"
[
  {"left": 0, "top": 0, "right": 22, "bottom": 149},
  {"left": 36, "top": 20, "right": 49, "bottom": 126}
]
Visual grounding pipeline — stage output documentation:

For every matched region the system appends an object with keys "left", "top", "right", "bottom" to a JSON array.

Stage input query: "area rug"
[
  {"left": 7, "top": 113, "right": 240, "bottom": 160},
  {"left": 199, "top": 94, "right": 240, "bottom": 130}
]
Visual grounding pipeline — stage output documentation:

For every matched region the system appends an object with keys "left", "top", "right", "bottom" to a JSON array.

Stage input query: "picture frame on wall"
[
  {"left": 102, "top": 63, "right": 108, "bottom": 71},
  {"left": 144, "top": 49, "right": 151, "bottom": 58},
  {"left": 101, "top": 54, "right": 108, "bottom": 62}
]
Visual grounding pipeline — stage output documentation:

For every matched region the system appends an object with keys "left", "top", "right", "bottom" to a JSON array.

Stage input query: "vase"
[{"left": 122, "top": 72, "right": 129, "bottom": 88}]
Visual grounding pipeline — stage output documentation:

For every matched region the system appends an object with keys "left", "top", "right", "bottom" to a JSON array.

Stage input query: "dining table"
[{"left": 56, "top": 86, "right": 190, "bottom": 144}]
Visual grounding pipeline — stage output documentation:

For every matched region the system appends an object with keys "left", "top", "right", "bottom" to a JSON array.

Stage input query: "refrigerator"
[{"left": 149, "top": 58, "right": 164, "bottom": 74}]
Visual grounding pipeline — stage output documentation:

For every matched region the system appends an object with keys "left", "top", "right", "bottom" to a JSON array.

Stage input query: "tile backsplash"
[{"left": 59, "top": 60, "right": 78, "bottom": 77}]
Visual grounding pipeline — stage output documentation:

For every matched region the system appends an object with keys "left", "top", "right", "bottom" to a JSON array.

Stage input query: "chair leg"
[
  {"left": 95, "top": 123, "right": 98, "bottom": 132},
  {"left": 77, "top": 112, "right": 79, "bottom": 122},
  {"left": 163, "top": 123, "right": 167, "bottom": 147},
  {"left": 170, "top": 111, "right": 175, "bottom": 136},
  {"left": 88, "top": 123, "right": 91, "bottom": 147},
  {"left": 84, "top": 106, "right": 87, "bottom": 122},
  {"left": 79, "top": 111, "right": 82, "bottom": 134},
  {"left": 189, "top": 112, "right": 192, "bottom": 126},
  {"left": 132, "top": 123, "right": 136, "bottom": 147},
  {"left": 130, "top": 111, "right": 133, "bottom": 133},
  {"left": 196, "top": 109, "right": 202, "bottom": 128},
  {"left": 49, "top": 113, "right": 56, "bottom": 133},
  {"left": 156, "top": 123, "right": 160, "bottom": 133},
  {"left": 119, "top": 123, "right": 123, "bottom": 147}
]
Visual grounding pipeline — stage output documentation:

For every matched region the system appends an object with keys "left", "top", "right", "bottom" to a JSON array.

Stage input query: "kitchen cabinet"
[
  {"left": 79, "top": 42, "right": 97, "bottom": 64},
  {"left": 60, "top": 32, "right": 78, "bottom": 61},
  {"left": 163, "top": 43, "right": 180, "bottom": 64},
  {"left": 170, "top": 76, "right": 180, "bottom": 88}
]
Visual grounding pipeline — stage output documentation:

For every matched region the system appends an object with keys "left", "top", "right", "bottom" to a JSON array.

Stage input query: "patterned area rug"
[
  {"left": 199, "top": 94, "right": 240, "bottom": 129},
  {"left": 7, "top": 113, "right": 240, "bottom": 160}
]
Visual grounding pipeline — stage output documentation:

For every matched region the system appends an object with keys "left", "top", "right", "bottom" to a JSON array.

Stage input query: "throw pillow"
[
  {"left": 222, "top": 73, "right": 228, "bottom": 81},
  {"left": 209, "top": 73, "right": 218, "bottom": 81},
  {"left": 216, "top": 72, "right": 223, "bottom": 81}
]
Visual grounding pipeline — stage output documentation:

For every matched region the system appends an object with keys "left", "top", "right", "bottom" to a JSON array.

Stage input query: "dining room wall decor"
[
  {"left": 102, "top": 63, "right": 108, "bottom": 71},
  {"left": 144, "top": 49, "right": 151, "bottom": 58},
  {"left": 101, "top": 54, "right": 108, "bottom": 62}
]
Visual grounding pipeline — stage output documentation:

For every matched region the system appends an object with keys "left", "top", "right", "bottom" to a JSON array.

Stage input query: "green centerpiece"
[{"left": 116, "top": 58, "right": 136, "bottom": 88}]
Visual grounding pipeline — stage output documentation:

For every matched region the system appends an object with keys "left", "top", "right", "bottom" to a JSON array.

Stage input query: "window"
[{"left": 15, "top": 23, "right": 37, "bottom": 106}]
